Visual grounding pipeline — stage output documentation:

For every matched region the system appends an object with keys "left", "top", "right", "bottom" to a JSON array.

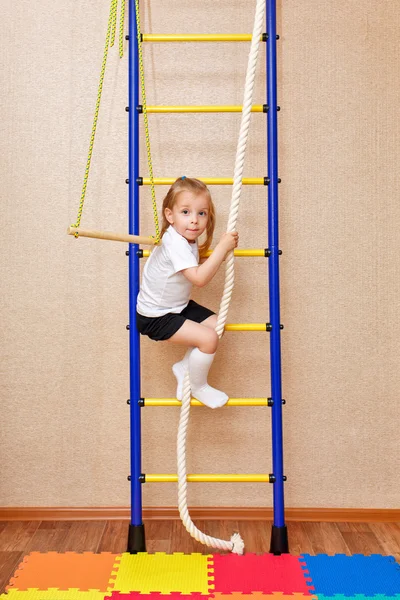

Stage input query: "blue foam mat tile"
[{"left": 299, "top": 554, "right": 400, "bottom": 596}]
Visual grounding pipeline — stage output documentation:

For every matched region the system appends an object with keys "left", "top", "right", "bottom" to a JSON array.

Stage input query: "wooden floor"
[{"left": 0, "top": 520, "right": 399, "bottom": 593}]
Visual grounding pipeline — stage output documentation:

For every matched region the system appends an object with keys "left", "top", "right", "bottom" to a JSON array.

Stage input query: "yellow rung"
[
  {"left": 145, "top": 105, "right": 264, "bottom": 113},
  {"left": 141, "top": 249, "right": 265, "bottom": 258},
  {"left": 145, "top": 474, "right": 270, "bottom": 483},
  {"left": 144, "top": 398, "right": 269, "bottom": 407},
  {"left": 142, "top": 178, "right": 265, "bottom": 185},
  {"left": 142, "top": 34, "right": 264, "bottom": 43},
  {"left": 225, "top": 324, "right": 267, "bottom": 331}
]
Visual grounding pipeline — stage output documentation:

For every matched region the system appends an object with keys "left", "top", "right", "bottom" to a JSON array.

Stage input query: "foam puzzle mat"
[{"left": 1, "top": 552, "right": 399, "bottom": 600}]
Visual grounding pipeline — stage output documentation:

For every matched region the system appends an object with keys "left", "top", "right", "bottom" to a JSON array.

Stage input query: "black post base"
[
  {"left": 269, "top": 525, "right": 289, "bottom": 555},
  {"left": 127, "top": 523, "right": 146, "bottom": 553}
]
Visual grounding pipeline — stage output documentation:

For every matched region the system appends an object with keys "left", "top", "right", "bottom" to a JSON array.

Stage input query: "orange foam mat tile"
[
  {"left": 6, "top": 552, "right": 121, "bottom": 592},
  {"left": 1, "top": 590, "right": 108, "bottom": 600}
]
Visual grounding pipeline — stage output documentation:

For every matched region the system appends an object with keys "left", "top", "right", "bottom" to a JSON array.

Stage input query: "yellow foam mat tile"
[
  {"left": 109, "top": 552, "right": 212, "bottom": 594},
  {"left": 1, "top": 591, "right": 108, "bottom": 600}
]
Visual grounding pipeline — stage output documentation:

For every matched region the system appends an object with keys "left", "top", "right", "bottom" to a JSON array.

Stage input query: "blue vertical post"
[
  {"left": 127, "top": 0, "right": 146, "bottom": 553},
  {"left": 266, "top": 0, "right": 289, "bottom": 554}
]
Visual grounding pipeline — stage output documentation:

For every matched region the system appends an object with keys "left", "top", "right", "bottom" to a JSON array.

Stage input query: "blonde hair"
[{"left": 160, "top": 177, "right": 215, "bottom": 256}]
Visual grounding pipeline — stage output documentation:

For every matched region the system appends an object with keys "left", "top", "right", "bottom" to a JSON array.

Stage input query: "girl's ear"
[{"left": 164, "top": 207, "right": 174, "bottom": 224}]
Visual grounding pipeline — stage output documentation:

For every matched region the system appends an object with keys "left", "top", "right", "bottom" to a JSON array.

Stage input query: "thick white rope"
[{"left": 177, "top": 0, "right": 265, "bottom": 554}]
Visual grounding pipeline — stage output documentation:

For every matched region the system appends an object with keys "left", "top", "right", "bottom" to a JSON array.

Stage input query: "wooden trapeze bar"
[{"left": 67, "top": 227, "right": 159, "bottom": 246}]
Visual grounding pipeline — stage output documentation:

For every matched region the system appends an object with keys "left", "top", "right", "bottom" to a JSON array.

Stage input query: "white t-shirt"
[{"left": 136, "top": 225, "right": 199, "bottom": 317}]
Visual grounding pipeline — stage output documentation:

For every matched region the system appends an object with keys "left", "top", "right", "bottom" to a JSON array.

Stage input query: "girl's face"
[{"left": 165, "top": 191, "right": 210, "bottom": 243}]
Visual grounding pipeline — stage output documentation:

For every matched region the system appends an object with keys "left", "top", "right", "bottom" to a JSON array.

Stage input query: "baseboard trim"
[{"left": 0, "top": 506, "right": 399, "bottom": 522}]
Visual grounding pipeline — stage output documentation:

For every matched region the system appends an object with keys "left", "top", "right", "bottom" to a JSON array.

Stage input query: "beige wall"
[{"left": 1, "top": 0, "right": 399, "bottom": 511}]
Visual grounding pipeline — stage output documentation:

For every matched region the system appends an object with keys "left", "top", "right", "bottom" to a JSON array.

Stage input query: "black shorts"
[{"left": 136, "top": 300, "right": 215, "bottom": 341}]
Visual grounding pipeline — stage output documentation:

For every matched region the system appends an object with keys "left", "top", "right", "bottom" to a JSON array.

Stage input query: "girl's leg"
[
  {"left": 201, "top": 314, "right": 226, "bottom": 339},
  {"left": 200, "top": 314, "right": 217, "bottom": 330},
  {"left": 171, "top": 347, "right": 193, "bottom": 401},
  {"left": 166, "top": 319, "right": 219, "bottom": 353},
  {"left": 168, "top": 319, "right": 216, "bottom": 401},
  {"left": 167, "top": 320, "right": 228, "bottom": 409}
]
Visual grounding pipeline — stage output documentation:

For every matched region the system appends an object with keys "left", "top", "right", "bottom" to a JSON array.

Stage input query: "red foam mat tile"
[{"left": 210, "top": 554, "right": 314, "bottom": 594}]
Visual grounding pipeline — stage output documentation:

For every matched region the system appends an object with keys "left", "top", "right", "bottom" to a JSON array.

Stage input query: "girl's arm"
[{"left": 182, "top": 231, "right": 238, "bottom": 288}]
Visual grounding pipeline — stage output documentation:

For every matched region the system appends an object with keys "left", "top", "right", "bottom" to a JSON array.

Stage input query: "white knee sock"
[
  {"left": 188, "top": 348, "right": 229, "bottom": 409},
  {"left": 172, "top": 347, "right": 193, "bottom": 400}
]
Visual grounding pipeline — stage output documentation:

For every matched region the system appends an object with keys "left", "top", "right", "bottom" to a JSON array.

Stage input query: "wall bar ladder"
[{"left": 127, "top": 0, "right": 288, "bottom": 555}]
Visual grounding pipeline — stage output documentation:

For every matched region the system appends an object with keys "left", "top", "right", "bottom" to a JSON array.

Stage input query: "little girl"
[{"left": 136, "top": 177, "right": 238, "bottom": 409}]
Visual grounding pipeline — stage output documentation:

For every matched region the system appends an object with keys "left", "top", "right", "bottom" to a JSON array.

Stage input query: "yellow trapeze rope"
[
  {"left": 134, "top": 0, "right": 160, "bottom": 243},
  {"left": 119, "top": 0, "right": 126, "bottom": 57},
  {"left": 71, "top": 0, "right": 122, "bottom": 235},
  {"left": 71, "top": 0, "right": 160, "bottom": 243}
]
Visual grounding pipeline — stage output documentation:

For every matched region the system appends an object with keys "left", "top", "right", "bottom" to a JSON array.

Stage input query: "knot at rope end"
[
  {"left": 230, "top": 532, "right": 245, "bottom": 555},
  {"left": 69, "top": 225, "right": 79, "bottom": 239},
  {"left": 149, "top": 235, "right": 161, "bottom": 246}
]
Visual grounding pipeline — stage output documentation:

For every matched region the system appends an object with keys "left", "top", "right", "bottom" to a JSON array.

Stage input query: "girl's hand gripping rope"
[{"left": 218, "top": 231, "right": 239, "bottom": 255}]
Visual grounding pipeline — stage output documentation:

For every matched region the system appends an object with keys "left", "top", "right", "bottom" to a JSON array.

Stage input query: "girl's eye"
[
  {"left": 199, "top": 211, "right": 207, "bottom": 216},
  {"left": 182, "top": 210, "right": 189, "bottom": 214}
]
